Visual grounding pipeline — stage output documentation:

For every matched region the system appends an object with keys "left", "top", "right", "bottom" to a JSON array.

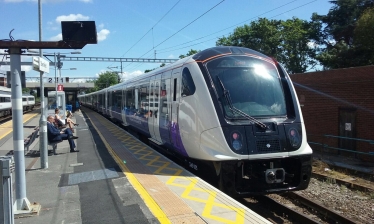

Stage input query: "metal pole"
[
  {"left": 10, "top": 48, "right": 31, "bottom": 213},
  {"left": 58, "top": 54, "right": 62, "bottom": 109},
  {"left": 54, "top": 53, "right": 57, "bottom": 107},
  {"left": 1, "top": 156, "right": 15, "bottom": 224},
  {"left": 0, "top": 160, "right": 4, "bottom": 222},
  {"left": 58, "top": 53, "right": 62, "bottom": 84},
  {"left": 38, "top": 0, "right": 48, "bottom": 169},
  {"left": 120, "top": 61, "right": 123, "bottom": 82}
]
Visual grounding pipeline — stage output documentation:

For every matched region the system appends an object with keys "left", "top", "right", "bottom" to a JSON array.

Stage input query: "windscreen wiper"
[{"left": 217, "top": 77, "right": 267, "bottom": 130}]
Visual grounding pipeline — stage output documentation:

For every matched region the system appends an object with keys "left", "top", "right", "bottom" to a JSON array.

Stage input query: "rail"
[{"left": 308, "top": 134, "right": 374, "bottom": 158}]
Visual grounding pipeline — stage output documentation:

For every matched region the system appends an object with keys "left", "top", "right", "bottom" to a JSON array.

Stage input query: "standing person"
[
  {"left": 76, "top": 100, "right": 80, "bottom": 112},
  {"left": 47, "top": 115, "right": 79, "bottom": 153}
]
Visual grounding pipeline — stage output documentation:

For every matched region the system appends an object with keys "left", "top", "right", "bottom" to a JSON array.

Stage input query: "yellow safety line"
[
  {"left": 0, "top": 113, "right": 38, "bottom": 140},
  {"left": 88, "top": 113, "right": 171, "bottom": 224}
]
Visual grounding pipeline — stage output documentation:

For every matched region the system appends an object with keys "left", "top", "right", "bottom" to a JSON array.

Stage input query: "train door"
[
  {"left": 159, "top": 71, "right": 172, "bottom": 144},
  {"left": 105, "top": 90, "right": 109, "bottom": 116},
  {"left": 170, "top": 68, "right": 182, "bottom": 150},
  {"left": 121, "top": 85, "right": 129, "bottom": 126},
  {"left": 148, "top": 74, "right": 162, "bottom": 143},
  {"left": 108, "top": 90, "right": 112, "bottom": 118}
]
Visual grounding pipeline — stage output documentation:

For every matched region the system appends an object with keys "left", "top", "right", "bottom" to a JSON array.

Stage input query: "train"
[
  {"left": 0, "top": 91, "right": 35, "bottom": 117},
  {"left": 78, "top": 46, "right": 312, "bottom": 196}
]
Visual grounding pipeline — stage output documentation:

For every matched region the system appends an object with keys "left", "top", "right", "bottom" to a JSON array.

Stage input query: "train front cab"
[{"left": 192, "top": 47, "right": 313, "bottom": 195}]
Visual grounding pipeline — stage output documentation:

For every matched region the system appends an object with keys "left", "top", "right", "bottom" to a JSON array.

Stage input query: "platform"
[{"left": 0, "top": 109, "right": 270, "bottom": 224}]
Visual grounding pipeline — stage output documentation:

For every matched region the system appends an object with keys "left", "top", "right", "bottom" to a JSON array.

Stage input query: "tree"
[
  {"left": 22, "top": 87, "right": 30, "bottom": 94},
  {"left": 179, "top": 49, "right": 199, "bottom": 59},
  {"left": 86, "top": 71, "right": 118, "bottom": 92},
  {"left": 279, "top": 18, "right": 319, "bottom": 73},
  {"left": 311, "top": 0, "right": 374, "bottom": 69},
  {"left": 216, "top": 18, "right": 317, "bottom": 74},
  {"left": 354, "top": 6, "right": 374, "bottom": 63},
  {"left": 144, "top": 63, "right": 167, "bottom": 73},
  {"left": 217, "top": 19, "right": 282, "bottom": 58}
]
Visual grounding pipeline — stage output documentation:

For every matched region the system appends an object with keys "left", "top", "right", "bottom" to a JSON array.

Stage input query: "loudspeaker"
[{"left": 61, "top": 21, "right": 97, "bottom": 44}]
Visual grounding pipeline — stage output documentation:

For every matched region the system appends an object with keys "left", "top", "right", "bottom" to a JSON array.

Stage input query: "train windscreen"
[{"left": 206, "top": 55, "right": 286, "bottom": 118}]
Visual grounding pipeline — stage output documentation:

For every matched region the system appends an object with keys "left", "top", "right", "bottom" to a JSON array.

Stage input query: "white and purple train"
[
  {"left": 78, "top": 46, "right": 312, "bottom": 195},
  {"left": 0, "top": 91, "right": 35, "bottom": 117}
]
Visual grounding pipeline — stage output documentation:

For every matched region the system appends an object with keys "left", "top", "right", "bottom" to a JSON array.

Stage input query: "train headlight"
[
  {"left": 288, "top": 128, "right": 301, "bottom": 148},
  {"left": 222, "top": 126, "right": 247, "bottom": 154},
  {"left": 231, "top": 132, "right": 243, "bottom": 151}
]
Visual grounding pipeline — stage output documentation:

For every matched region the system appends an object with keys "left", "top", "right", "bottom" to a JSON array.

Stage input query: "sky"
[{"left": 0, "top": 0, "right": 333, "bottom": 83}]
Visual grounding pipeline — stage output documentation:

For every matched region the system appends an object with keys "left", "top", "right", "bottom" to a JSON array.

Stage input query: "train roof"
[
  {"left": 79, "top": 46, "right": 273, "bottom": 96},
  {"left": 192, "top": 46, "right": 271, "bottom": 62}
]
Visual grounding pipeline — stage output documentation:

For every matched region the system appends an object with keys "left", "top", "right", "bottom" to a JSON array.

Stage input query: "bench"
[
  {"left": 24, "top": 126, "right": 40, "bottom": 154},
  {"left": 48, "top": 140, "right": 63, "bottom": 155}
]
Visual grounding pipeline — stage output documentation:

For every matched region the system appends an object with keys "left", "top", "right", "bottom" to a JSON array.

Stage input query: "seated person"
[
  {"left": 54, "top": 108, "right": 65, "bottom": 128},
  {"left": 55, "top": 108, "right": 77, "bottom": 132},
  {"left": 66, "top": 110, "right": 79, "bottom": 127},
  {"left": 47, "top": 115, "right": 79, "bottom": 153}
]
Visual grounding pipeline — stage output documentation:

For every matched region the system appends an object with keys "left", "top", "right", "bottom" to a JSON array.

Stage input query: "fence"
[
  {"left": 0, "top": 156, "right": 14, "bottom": 224},
  {"left": 308, "top": 134, "right": 374, "bottom": 162}
]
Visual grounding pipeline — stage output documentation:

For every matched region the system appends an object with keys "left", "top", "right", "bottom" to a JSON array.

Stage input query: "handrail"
[
  {"left": 323, "top": 135, "right": 374, "bottom": 144},
  {"left": 308, "top": 134, "right": 374, "bottom": 157}
]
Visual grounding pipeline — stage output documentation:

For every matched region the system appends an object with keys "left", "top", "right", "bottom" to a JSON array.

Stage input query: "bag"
[{"left": 56, "top": 118, "right": 64, "bottom": 127}]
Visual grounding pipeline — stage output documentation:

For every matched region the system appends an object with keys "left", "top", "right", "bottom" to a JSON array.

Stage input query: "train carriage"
[
  {"left": 22, "top": 95, "right": 35, "bottom": 111},
  {"left": 0, "top": 92, "right": 35, "bottom": 116},
  {"left": 0, "top": 93, "right": 12, "bottom": 116},
  {"left": 79, "top": 46, "right": 312, "bottom": 195}
]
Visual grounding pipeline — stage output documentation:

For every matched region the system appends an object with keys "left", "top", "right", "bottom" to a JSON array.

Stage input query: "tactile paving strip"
[{"left": 86, "top": 110, "right": 270, "bottom": 224}]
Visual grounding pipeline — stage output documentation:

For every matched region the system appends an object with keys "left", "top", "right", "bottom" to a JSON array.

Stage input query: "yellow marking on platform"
[
  {"left": 89, "top": 114, "right": 171, "bottom": 224},
  {"left": 167, "top": 176, "right": 246, "bottom": 223},
  {"left": 0, "top": 113, "right": 38, "bottom": 140},
  {"left": 88, "top": 111, "right": 249, "bottom": 223}
]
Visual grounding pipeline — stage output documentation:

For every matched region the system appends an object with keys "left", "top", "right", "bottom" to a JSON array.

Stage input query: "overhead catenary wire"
[
  {"left": 156, "top": 0, "right": 298, "bottom": 53},
  {"left": 137, "top": 0, "right": 226, "bottom": 59},
  {"left": 129, "top": 0, "right": 316, "bottom": 72},
  {"left": 157, "top": 0, "right": 317, "bottom": 54},
  {"left": 123, "top": 0, "right": 226, "bottom": 71},
  {"left": 104, "top": 0, "right": 182, "bottom": 73},
  {"left": 113, "top": 0, "right": 182, "bottom": 60}
]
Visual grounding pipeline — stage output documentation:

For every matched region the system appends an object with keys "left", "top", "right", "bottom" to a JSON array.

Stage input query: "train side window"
[
  {"left": 140, "top": 85, "right": 148, "bottom": 112},
  {"left": 124, "top": 88, "right": 135, "bottom": 113},
  {"left": 181, "top": 67, "right": 196, "bottom": 97},
  {"left": 22, "top": 98, "right": 27, "bottom": 101}
]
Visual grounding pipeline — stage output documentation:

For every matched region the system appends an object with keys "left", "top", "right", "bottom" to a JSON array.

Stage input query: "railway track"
[
  {"left": 240, "top": 192, "right": 357, "bottom": 224},
  {"left": 242, "top": 170, "right": 374, "bottom": 224},
  {"left": 0, "top": 103, "right": 40, "bottom": 124}
]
